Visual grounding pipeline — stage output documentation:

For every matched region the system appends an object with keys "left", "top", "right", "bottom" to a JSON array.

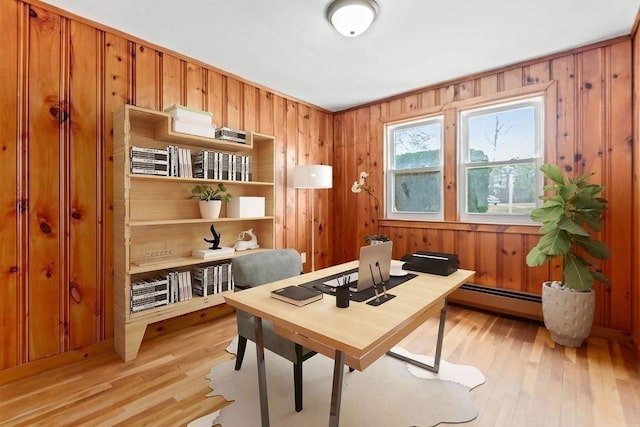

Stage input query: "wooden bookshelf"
[{"left": 113, "top": 104, "right": 275, "bottom": 361}]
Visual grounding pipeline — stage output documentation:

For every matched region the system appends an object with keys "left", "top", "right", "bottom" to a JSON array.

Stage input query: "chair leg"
[
  {"left": 294, "top": 344, "right": 303, "bottom": 412},
  {"left": 235, "top": 336, "right": 248, "bottom": 371}
]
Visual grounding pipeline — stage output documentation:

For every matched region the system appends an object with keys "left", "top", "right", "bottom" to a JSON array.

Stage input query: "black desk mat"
[{"left": 300, "top": 268, "right": 418, "bottom": 303}]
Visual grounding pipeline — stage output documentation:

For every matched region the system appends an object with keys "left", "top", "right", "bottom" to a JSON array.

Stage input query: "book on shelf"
[{"left": 270, "top": 285, "right": 323, "bottom": 307}]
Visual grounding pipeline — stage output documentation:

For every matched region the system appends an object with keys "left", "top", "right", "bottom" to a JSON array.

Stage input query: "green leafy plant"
[
  {"left": 190, "top": 183, "right": 232, "bottom": 202},
  {"left": 525, "top": 164, "right": 610, "bottom": 291}
]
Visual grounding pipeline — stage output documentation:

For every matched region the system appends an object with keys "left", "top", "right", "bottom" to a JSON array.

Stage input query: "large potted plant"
[
  {"left": 190, "top": 183, "right": 232, "bottom": 219},
  {"left": 526, "top": 164, "right": 610, "bottom": 347}
]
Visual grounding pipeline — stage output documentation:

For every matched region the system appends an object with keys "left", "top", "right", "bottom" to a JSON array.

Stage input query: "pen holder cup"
[{"left": 336, "top": 286, "right": 349, "bottom": 308}]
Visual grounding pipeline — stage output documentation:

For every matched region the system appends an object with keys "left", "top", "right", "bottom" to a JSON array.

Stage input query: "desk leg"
[
  {"left": 387, "top": 299, "right": 447, "bottom": 373},
  {"left": 329, "top": 350, "right": 345, "bottom": 427},
  {"left": 254, "top": 316, "right": 270, "bottom": 427}
]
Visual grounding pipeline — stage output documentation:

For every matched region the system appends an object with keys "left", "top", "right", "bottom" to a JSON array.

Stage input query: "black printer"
[{"left": 400, "top": 251, "right": 458, "bottom": 276}]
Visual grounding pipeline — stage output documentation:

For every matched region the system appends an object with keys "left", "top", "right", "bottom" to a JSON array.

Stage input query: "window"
[
  {"left": 385, "top": 116, "right": 443, "bottom": 220},
  {"left": 458, "top": 96, "right": 544, "bottom": 224}
]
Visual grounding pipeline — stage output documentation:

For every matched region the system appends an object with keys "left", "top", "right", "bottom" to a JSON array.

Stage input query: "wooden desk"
[{"left": 224, "top": 261, "right": 475, "bottom": 426}]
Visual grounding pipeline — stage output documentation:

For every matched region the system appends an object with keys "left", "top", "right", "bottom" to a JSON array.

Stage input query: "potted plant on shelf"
[
  {"left": 190, "top": 183, "right": 232, "bottom": 219},
  {"left": 526, "top": 164, "right": 610, "bottom": 347}
]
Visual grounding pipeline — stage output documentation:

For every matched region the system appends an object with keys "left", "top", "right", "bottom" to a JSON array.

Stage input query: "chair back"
[{"left": 233, "top": 249, "right": 302, "bottom": 289}]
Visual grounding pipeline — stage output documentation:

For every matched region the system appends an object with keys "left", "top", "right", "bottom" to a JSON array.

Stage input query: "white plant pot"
[
  {"left": 198, "top": 200, "right": 222, "bottom": 219},
  {"left": 541, "top": 281, "right": 595, "bottom": 347}
]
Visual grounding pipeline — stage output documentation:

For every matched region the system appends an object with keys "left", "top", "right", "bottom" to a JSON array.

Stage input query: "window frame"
[
  {"left": 380, "top": 81, "right": 557, "bottom": 226},
  {"left": 458, "top": 95, "right": 545, "bottom": 225},
  {"left": 384, "top": 114, "right": 445, "bottom": 221}
]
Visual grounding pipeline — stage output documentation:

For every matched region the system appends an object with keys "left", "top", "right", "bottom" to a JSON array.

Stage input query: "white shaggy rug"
[{"left": 189, "top": 338, "right": 484, "bottom": 427}]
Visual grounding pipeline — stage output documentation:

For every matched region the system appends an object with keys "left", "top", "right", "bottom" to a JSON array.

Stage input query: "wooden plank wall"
[
  {"left": 633, "top": 18, "right": 640, "bottom": 355},
  {"left": 333, "top": 39, "right": 634, "bottom": 334},
  {"left": 0, "top": 0, "right": 333, "bottom": 372}
]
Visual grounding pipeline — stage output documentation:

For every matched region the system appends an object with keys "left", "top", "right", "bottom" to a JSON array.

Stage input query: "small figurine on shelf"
[
  {"left": 204, "top": 225, "right": 222, "bottom": 250},
  {"left": 234, "top": 228, "right": 259, "bottom": 251},
  {"left": 191, "top": 225, "right": 235, "bottom": 259}
]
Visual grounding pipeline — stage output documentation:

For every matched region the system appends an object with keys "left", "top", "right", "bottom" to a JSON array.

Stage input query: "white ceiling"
[{"left": 42, "top": 0, "right": 639, "bottom": 112}]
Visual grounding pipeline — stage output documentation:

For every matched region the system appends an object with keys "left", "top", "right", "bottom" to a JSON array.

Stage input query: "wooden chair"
[{"left": 232, "top": 248, "right": 316, "bottom": 412}]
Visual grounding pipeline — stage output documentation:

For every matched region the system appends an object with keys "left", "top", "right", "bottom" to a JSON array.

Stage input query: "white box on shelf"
[
  {"left": 172, "top": 120, "right": 216, "bottom": 138},
  {"left": 164, "top": 105, "right": 212, "bottom": 126},
  {"left": 228, "top": 196, "right": 265, "bottom": 218},
  {"left": 192, "top": 247, "right": 235, "bottom": 259}
]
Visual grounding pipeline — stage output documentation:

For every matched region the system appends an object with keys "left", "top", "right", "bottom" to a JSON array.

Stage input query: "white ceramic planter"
[
  {"left": 541, "top": 281, "right": 595, "bottom": 347},
  {"left": 198, "top": 200, "right": 222, "bottom": 219}
]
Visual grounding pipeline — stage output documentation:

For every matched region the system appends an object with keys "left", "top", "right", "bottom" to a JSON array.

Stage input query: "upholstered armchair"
[{"left": 232, "top": 248, "right": 316, "bottom": 412}]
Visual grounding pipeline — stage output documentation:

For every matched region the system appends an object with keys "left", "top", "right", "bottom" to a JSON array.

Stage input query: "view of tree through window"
[
  {"left": 460, "top": 96, "right": 543, "bottom": 222},
  {"left": 386, "top": 117, "right": 443, "bottom": 219}
]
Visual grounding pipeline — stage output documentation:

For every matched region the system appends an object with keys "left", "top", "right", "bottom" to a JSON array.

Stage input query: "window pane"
[
  {"left": 393, "top": 122, "right": 441, "bottom": 169},
  {"left": 393, "top": 171, "right": 441, "bottom": 213},
  {"left": 466, "top": 106, "right": 536, "bottom": 163},
  {"left": 466, "top": 163, "right": 537, "bottom": 214}
]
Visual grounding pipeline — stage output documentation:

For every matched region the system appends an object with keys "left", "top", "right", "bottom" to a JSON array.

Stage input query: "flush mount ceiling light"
[{"left": 326, "top": 0, "right": 379, "bottom": 37}]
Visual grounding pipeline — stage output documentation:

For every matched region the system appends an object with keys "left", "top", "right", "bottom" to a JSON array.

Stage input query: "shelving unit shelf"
[{"left": 113, "top": 104, "right": 276, "bottom": 361}]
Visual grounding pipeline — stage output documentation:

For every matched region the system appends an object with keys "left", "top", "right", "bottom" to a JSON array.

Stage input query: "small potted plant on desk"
[
  {"left": 526, "top": 164, "right": 610, "bottom": 347},
  {"left": 364, "top": 234, "right": 390, "bottom": 245},
  {"left": 190, "top": 183, "right": 232, "bottom": 219}
]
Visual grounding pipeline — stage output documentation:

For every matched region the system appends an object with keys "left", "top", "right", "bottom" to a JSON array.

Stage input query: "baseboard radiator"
[{"left": 449, "top": 284, "right": 543, "bottom": 322}]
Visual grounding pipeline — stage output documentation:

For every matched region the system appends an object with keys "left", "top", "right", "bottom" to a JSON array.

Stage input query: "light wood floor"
[{"left": 1, "top": 305, "right": 639, "bottom": 426}]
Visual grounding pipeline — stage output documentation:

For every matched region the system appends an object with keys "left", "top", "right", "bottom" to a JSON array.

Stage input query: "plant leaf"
[
  {"left": 573, "top": 237, "right": 610, "bottom": 260},
  {"left": 526, "top": 246, "right": 547, "bottom": 267},
  {"left": 541, "top": 164, "right": 564, "bottom": 184},
  {"left": 557, "top": 216, "right": 590, "bottom": 237},
  {"left": 537, "top": 228, "right": 570, "bottom": 256},
  {"left": 563, "top": 253, "right": 593, "bottom": 291}
]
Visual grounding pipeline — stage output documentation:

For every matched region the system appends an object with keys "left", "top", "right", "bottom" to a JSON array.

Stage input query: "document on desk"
[{"left": 270, "top": 285, "right": 323, "bottom": 306}]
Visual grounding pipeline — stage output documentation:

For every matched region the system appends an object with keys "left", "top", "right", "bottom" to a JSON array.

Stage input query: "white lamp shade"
[
  {"left": 327, "top": 0, "right": 378, "bottom": 37},
  {"left": 293, "top": 165, "right": 333, "bottom": 189}
]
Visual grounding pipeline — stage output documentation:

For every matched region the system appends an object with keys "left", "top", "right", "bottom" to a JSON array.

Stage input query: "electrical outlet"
[{"left": 301, "top": 252, "right": 306, "bottom": 264}]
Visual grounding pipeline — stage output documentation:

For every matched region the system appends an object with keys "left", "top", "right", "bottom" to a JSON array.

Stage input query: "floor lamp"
[{"left": 293, "top": 164, "right": 333, "bottom": 271}]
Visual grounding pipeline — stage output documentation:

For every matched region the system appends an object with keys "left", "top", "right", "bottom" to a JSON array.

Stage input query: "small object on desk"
[
  {"left": 270, "top": 285, "right": 323, "bottom": 307},
  {"left": 400, "top": 251, "right": 458, "bottom": 276},
  {"left": 336, "top": 274, "right": 350, "bottom": 308}
]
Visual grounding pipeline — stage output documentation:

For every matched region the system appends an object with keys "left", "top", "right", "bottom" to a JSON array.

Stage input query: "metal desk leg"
[
  {"left": 254, "top": 316, "right": 270, "bottom": 427},
  {"left": 329, "top": 350, "right": 345, "bottom": 427},
  {"left": 387, "top": 299, "right": 448, "bottom": 373}
]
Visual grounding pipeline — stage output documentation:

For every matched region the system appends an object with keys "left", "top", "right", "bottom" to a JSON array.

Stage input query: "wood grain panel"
[
  {"left": 455, "top": 229, "right": 476, "bottom": 272},
  {"left": 242, "top": 84, "right": 258, "bottom": 132},
  {"left": 604, "top": 40, "right": 633, "bottom": 330},
  {"left": 133, "top": 43, "right": 158, "bottom": 109},
  {"left": 206, "top": 70, "right": 224, "bottom": 127},
  {"left": 633, "top": 23, "right": 640, "bottom": 353},
  {"left": 259, "top": 90, "right": 274, "bottom": 135},
  {"left": 454, "top": 79, "right": 475, "bottom": 101},
  {"left": 272, "top": 94, "right": 286, "bottom": 249},
  {"left": 284, "top": 100, "right": 298, "bottom": 252},
  {"left": 103, "top": 32, "right": 130, "bottom": 339},
  {"left": 0, "top": 0, "right": 20, "bottom": 369},
  {"left": 476, "top": 232, "right": 498, "bottom": 286},
  {"left": 550, "top": 55, "right": 576, "bottom": 167},
  {"left": 68, "top": 19, "right": 99, "bottom": 348},
  {"left": 27, "top": 5, "right": 63, "bottom": 360},
  {"left": 185, "top": 62, "right": 204, "bottom": 110},
  {"left": 419, "top": 89, "right": 437, "bottom": 108},
  {"left": 161, "top": 54, "right": 182, "bottom": 109},
  {"left": 499, "top": 233, "right": 525, "bottom": 291},
  {"left": 225, "top": 77, "right": 241, "bottom": 129}
]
